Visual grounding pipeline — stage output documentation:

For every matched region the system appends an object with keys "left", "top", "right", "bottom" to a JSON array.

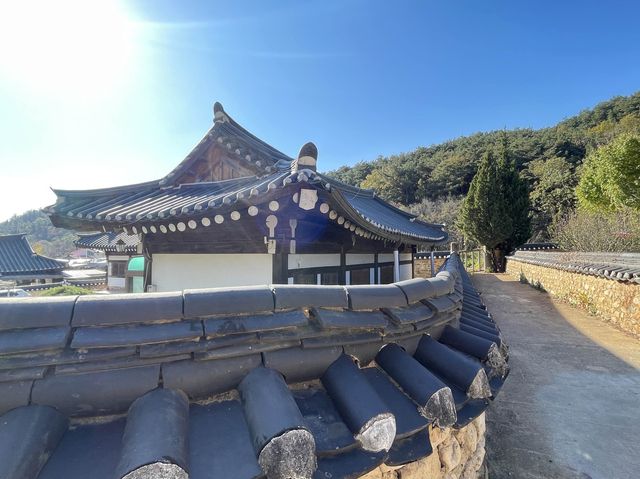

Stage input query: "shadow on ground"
[{"left": 472, "top": 273, "right": 640, "bottom": 479}]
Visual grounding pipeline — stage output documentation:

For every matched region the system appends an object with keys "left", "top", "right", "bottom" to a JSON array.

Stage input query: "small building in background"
[
  {"left": 74, "top": 231, "right": 140, "bottom": 292},
  {"left": 0, "top": 234, "right": 65, "bottom": 285},
  {"left": 46, "top": 103, "right": 448, "bottom": 291}
]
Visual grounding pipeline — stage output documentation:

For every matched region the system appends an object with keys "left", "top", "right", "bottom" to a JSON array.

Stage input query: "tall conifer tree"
[
  {"left": 497, "top": 133, "right": 532, "bottom": 252},
  {"left": 459, "top": 138, "right": 531, "bottom": 271}
]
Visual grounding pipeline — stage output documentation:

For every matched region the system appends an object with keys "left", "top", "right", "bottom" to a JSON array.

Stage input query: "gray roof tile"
[
  {"left": 31, "top": 365, "right": 160, "bottom": 416},
  {"left": 0, "top": 326, "right": 70, "bottom": 355},
  {"left": 70, "top": 321, "right": 203, "bottom": 349},
  {"left": 184, "top": 285, "right": 275, "bottom": 317},
  {"left": 0, "top": 296, "right": 75, "bottom": 330},
  {"left": 72, "top": 292, "right": 184, "bottom": 326},
  {"left": 346, "top": 284, "right": 408, "bottom": 310}
]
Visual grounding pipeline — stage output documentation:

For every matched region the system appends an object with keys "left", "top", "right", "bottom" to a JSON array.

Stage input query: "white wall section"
[
  {"left": 288, "top": 254, "right": 340, "bottom": 270},
  {"left": 346, "top": 254, "right": 375, "bottom": 265},
  {"left": 378, "top": 254, "right": 394, "bottom": 263},
  {"left": 108, "top": 277, "right": 126, "bottom": 289},
  {"left": 400, "top": 263, "right": 412, "bottom": 281},
  {"left": 151, "top": 254, "right": 273, "bottom": 292}
]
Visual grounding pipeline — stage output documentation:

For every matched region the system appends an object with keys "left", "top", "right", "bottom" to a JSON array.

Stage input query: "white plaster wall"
[
  {"left": 151, "top": 254, "right": 272, "bottom": 292},
  {"left": 346, "top": 254, "right": 374, "bottom": 265},
  {"left": 400, "top": 253, "right": 412, "bottom": 262},
  {"left": 378, "top": 253, "right": 394, "bottom": 263},
  {"left": 288, "top": 254, "right": 340, "bottom": 270},
  {"left": 400, "top": 263, "right": 412, "bottom": 281},
  {"left": 108, "top": 277, "right": 126, "bottom": 289}
]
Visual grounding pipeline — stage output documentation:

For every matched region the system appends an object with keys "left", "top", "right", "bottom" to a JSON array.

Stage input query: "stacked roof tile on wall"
[{"left": 0, "top": 254, "right": 508, "bottom": 479}]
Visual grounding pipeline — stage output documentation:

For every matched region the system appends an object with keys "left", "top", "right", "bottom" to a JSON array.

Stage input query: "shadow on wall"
[
  {"left": 473, "top": 273, "right": 640, "bottom": 479},
  {"left": 518, "top": 271, "right": 546, "bottom": 292}
]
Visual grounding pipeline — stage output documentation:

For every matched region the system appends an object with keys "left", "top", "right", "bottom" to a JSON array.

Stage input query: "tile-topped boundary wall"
[
  {"left": 507, "top": 251, "right": 640, "bottom": 336},
  {"left": 414, "top": 251, "right": 450, "bottom": 279},
  {"left": 0, "top": 253, "right": 509, "bottom": 479}
]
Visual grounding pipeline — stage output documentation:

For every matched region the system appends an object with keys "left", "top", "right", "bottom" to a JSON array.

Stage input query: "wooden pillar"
[
  {"left": 393, "top": 249, "right": 400, "bottom": 283},
  {"left": 430, "top": 250, "right": 436, "bottom": 277},
  {"left": 272, "top": 253, "right": 288, "bottom": 284},
  {"left": 374, "top": 253, "right": 379, "bottom": 284}
]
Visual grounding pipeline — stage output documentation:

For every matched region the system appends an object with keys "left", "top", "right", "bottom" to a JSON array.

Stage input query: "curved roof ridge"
[
  {"left": 50, "top": 179, "right": 160, "bottom": 198},
  {"left": 215, "top": 102, "right": 294, "bottom": 163},
  {"left": 0, "top": 233, "right": 27, "bottom": 240},
  {"left": 159, "top": 103, "right": 293, "bottom": 187},
  {"left": 317, "top": 172, "right": 376, "bottom": 196}
]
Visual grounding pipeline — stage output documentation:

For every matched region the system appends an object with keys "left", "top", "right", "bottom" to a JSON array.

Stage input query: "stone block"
[
  {"left": 396, "top": 450, "right": 442, "bottom": 478},
  {"left": 438, "top": 436, "right": 461, "bottom": 472},
  {"left": 429, "top": 424, "right": 450, "bottom": 448}
]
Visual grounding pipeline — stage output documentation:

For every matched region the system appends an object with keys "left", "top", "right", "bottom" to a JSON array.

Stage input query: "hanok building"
[
  {"left": 45, "top": 103, "right": 447, "bottom": 292},
  {"left": 74, "top": 232, "right": 142, "bottom": 292},
  {"left": 0, "top": 234, "right": 65, "bottom": 286}
]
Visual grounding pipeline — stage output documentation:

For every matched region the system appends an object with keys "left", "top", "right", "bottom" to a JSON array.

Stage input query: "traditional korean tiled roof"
[
  {"left": 44, "top": 103, "right": 447, "bottom": 245},
  {"left": 46, "top": 169, "right": 446, "bottom": 244},
  {"left": 0, "top": 254, "right": 508, "bottom": 479},
  {"left": 74, "top": 231, "right": 140, "bottom": 253},
  {"left": 0, "top": 234, "right": 65, "bottom": 279},
  {"left": 509, "top": 250, "right": 640, "bottom": 283}
]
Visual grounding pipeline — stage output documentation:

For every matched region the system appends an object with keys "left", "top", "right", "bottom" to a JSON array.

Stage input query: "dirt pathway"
[{"left": 472, "top": 273, "right": 640, "bottom": 479}]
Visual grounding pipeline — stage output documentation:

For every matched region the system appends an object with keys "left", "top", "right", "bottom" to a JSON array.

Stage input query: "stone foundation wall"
[
  {"left": 360, "top": 413, "right": 486, "bottom": 479},
  {"left": 414, "top": 258, "right": 447, "bottom": 279},
  {"left": 506, "top": 258, "right": 640, "bottom": 337}
]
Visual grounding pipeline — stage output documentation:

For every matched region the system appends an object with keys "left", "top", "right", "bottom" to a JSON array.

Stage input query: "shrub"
[
  {"left": 38, "top": 285, "right": 95, "bottom": 296},
  {"left": 552, "top": 208, "right": 640, "bottom": 252}
]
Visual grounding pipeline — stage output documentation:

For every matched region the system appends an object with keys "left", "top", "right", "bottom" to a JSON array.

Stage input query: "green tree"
[
  {"left": 524, "top": 157, "right": 577, "bottom": 238},
  {"left": 497, "top": 133, "right": 532, "bottom": 251},
  {"left": 361, "top": 153, "right": 423, "bottom": 204},
  {"left": 458, "top": 142, "right": 531, "bottom": 271},
  {"left": 458, "top": 152, "right": 512, "bottom": 271},
  {"left": 576, "top": 134, "right": 640, "bottom": 212}
]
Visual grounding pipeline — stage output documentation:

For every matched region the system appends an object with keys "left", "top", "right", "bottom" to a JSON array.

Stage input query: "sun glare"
[{"left": 0, "top": 0, "right": 134, "bottom": 96}]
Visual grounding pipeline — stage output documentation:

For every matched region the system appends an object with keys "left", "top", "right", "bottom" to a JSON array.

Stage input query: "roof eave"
[{"left": 326, "top": 187, "right": 448, "bottom": 246}]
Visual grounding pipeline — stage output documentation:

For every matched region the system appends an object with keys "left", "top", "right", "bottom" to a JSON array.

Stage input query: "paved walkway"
[{"left": 472, "top": 273, "right": 640, "bottom": 479}]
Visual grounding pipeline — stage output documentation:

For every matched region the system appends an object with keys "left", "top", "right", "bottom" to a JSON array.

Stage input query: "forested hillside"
[
  {"left": 0, "top": 210, "right": 77, "bottom": 258},
  {"left": 327, "top": 92, "right": 640, "bottom": 243}
]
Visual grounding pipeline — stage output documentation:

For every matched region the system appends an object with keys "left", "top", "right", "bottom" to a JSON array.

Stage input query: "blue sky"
[{"left": 0, "top": 0, "right": 639, "bottom": 220}]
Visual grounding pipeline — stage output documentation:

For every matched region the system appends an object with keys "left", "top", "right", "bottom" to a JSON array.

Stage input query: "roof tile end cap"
[{"left": 116, "top": 388, "right": 189, "bottom": 479}]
